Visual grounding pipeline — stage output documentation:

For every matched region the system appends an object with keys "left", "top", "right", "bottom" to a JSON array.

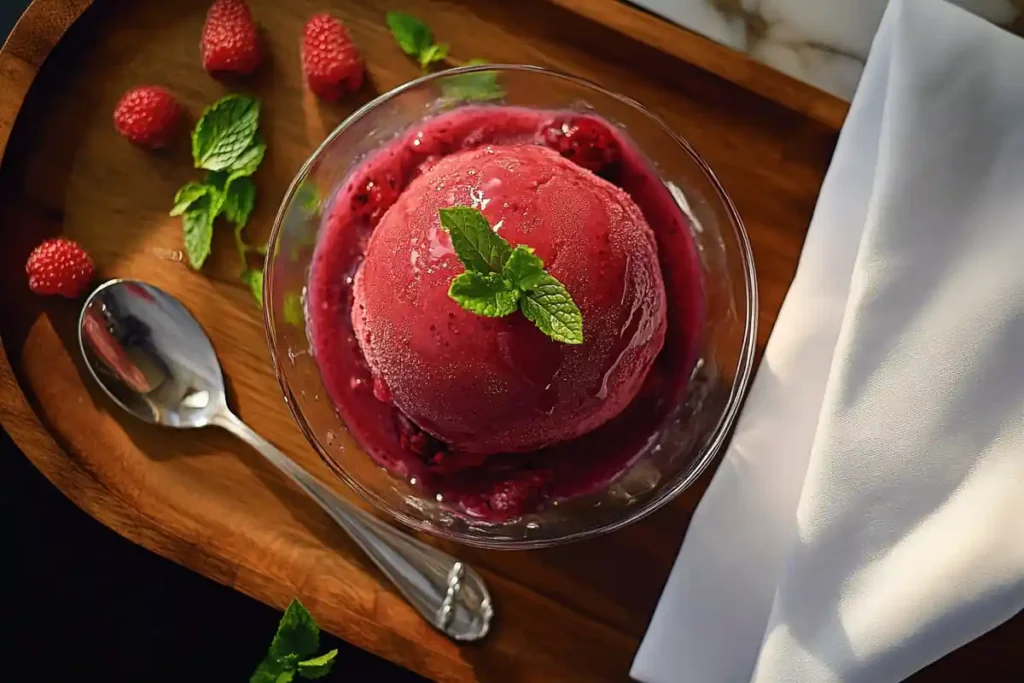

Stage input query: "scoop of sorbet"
[{"left": 351, "top": 144, "right": 667, "bottom": 454}]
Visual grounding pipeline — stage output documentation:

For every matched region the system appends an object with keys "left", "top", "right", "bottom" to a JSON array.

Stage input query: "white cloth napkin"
[{"left": 631, "top": 1, "right": 1024, "bottom": 681}]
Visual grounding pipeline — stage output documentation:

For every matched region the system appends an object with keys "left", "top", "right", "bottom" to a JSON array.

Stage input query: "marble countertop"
[{"left": 632, "top": 0, "right": 1024, "bottom": 99}]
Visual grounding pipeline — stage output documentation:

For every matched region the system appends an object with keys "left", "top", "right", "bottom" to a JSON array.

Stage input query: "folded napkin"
[{"left": 632, "top": 1, "right": 1024, "bottom": 681}]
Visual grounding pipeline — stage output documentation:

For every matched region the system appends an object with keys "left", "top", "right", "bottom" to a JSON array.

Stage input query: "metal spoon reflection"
[{"left": 78, "top": 279, "right": 493, "bottom": 641}]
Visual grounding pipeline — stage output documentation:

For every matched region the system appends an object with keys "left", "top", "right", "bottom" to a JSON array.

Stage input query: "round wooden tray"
[{"left": 3, "top": 0, "right": 1016, "bottom": 681}]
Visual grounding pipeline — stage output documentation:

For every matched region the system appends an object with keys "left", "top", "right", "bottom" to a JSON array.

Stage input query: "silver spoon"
[{"left": 78, "top": 279, "right": 493, "bottom": 641}]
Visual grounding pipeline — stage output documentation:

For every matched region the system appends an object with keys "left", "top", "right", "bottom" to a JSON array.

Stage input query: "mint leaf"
[
  {"left": 520, "top": 272, "right": 584, "bottom": 344},
  {"left": 242, "top": 269, "right": 264, "bottom": 308},
  {"left": 170, "top": 182, "right": 210, "bottom": 216},
  {"left": 502, "top": 245, "right": 546, "bottom": 291},
  {"left": 182, "top": 193, "right": 216, "bottom": 270},
  {"left": 224, "top": 176, "right": 256, "bottom": 228},
  {"left": 284, "top": 292, "right": 304, "bottom": 327},
  {"left": 449, "top": 271, "right": 519, "bottom": 317},
  {"left": 268, "top": 599, "right": 316, "bottom": 660},
  {"left": 418, "top": 42, "right": 449, "bottom": 70},
  {"left": 250, "top": 656, "right": 297, "bottom": 683},
  {"left": 438, "top": 206, "right": 511, "bottom": 273},
  {"left": 228, "top": 133, "right": 267, "bottom": 178},
  {"left": 442, "top": 62, "right": 504, "bottom": 103},
  {"left": 191, "top": 95, "right": 260, "bottom": 172},
  {"left": 225, "top": 176, "right": 257, "bottom": 265},
  {"left": 296, "top": 650, "right": 338, "bottom": 680},
  {"left": 386, "top": 11, "right": 434, "bottom": 58},
  {"left": 296, "top": 182, "right": 322, "bottom": 217}
]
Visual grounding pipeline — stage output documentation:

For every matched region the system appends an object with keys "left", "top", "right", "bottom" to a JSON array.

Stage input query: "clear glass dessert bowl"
[{"left": 264, "top": 65, "right": 756, "bottom": 549}]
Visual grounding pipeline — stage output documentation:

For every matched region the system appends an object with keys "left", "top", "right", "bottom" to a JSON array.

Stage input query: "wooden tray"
[
  {"left": 546, "top": 0, "right": 849, "bottom": 130},
  {"left": 1, "top": 1, "right": 1017, "bottom": 681}
]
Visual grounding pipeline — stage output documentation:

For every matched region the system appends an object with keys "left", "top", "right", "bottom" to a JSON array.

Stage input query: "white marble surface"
[{"left": 633, "top": 0, "right": 1023, "bottom": 98}]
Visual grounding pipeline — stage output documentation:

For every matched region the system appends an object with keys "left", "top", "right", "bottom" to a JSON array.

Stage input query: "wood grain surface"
[{"left": 0, "top": 1, "right": 1018, "bottom": 682}]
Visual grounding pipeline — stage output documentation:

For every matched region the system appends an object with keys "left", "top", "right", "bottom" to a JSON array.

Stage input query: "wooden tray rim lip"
[
  {"left": 0, "top": 1, "right": 94, "bottom": 478},
  {"left": 0, "top": 0, "right": 218, "bottom": 580}
]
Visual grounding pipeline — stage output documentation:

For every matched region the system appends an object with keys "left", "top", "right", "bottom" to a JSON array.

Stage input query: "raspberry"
[
  {"left": 301, "top": 14, "right": 363, "bottom": 101},
  {"left": 486, "top": 474, "right": 549, "bottom": 517},
  {"left": 350, "top": 169, "right": 402, "bottom": 226},
  {"left": 396, "top": 413, "right": 439, "bottom": 458},
  {"left": 113, "top": 86, "right": 182, "bottom": 149},
  {"left": 541, "top": 117, "right": 621, "bottom": 176},
  {"left": 201, "top": 0, "right": 262, "bottom": 76},
  {"left": 25, "top": 238, "right": 95, "bottom": 298}
]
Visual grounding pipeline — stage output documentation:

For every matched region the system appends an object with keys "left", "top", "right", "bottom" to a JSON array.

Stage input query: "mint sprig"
[
  {"left": 441, "top": 59, "right": 505, "bottom": 103},
  {"left": 438, "top": 206, "right": 510, "bottom": 273},
  {"left": 449, "top": 271, "right": 520, "bottom": 317},
  {"left": 250, "top": 599, "right": 339, "bottom": 683},
  {"left": 386, "top": 12, "right": 449, "bottom": 71},
  {"left": 439, "top": 207, "right": 583, "bottom": 344},
  {"left": 385, "top": 13, "right": 503, "bottom": 100},
  {"left": 172, "top": 94, "right": 267, "bottom": 306},
  {"left": 191, "top": 94, "right": 261, "bottom": 172}
]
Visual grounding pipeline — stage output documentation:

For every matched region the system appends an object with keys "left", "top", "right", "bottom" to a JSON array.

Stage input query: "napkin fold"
[{"left": 632, "top": 1, "right": 1024, "bottom": 681}]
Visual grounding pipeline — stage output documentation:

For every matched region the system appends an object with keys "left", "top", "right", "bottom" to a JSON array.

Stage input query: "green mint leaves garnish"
[
  {"left": 449, "top": 271, "right": 521, "bottom": 317},
  {"left": 172, "top": 94, "right": 267, "bottom": 306},
  {"left": 439, "top": 207, "right": 583, "bottom": 344},
  {"left": 250, "top": 599, "right": 338, "bottom": 683},
  {"left": 386, "top": 12, "right": 449, "bottom": 71},
  {"left": 519, "top": 272, "right": 584, "bottom": 345},
  {"left": 438, "top": 206, "right": 511, "bottom": 273}
]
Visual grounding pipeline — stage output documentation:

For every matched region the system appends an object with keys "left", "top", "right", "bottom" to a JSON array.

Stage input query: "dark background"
[{"left": 2, "top": 3, "right": 422, "bottom": 680}]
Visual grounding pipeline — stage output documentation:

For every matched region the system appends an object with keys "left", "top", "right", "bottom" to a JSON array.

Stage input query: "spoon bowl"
[{"left": 78, "top": 279, "right": 493, "bottom": 642}]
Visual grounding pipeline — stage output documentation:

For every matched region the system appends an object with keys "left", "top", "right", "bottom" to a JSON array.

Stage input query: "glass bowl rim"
[{"left": 263, "top": 64, "right": 759, "bottom": 549}]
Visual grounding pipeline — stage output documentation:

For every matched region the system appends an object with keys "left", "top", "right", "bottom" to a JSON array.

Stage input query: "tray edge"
[{"left": 546, "top": 0, "right": 849, "bottom": 130}]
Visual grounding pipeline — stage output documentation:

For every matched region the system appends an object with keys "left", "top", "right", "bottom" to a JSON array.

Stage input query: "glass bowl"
[{"left": 264, "top": 65, "right": 756, "bottom": 549}]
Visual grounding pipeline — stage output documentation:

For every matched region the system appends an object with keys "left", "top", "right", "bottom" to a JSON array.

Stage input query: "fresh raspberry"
[
  {"left": 201, "top": 0, "right": 262, "bottom": 76},
  {"left": 486, "top": 473, "right": 551, "bottom": 517},
  {"left": 301, "top": 14, "right": 363, "bottom": 101},
  {"left": 350, "top": 169, "right": 401, "bottom": 226},
  {"left": 541, "top": 117, "right": 621, "bottom": 176},
  {"left": 396, "top": 412, "right": 441, "bottom": 459},
  {"left": 113, "top": 86, "right": 183, "bottom": 149},
  {"left": 25, "top": 238, "right": 95, "bottom": 298}
]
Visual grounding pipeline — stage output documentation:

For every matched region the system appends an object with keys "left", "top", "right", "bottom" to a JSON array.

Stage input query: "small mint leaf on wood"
[
  {"left": 386, "top": 11, "right": 434, "bottom": 59},
  {"left": 228, "top": 133, "right": 267, "bottom": 179},
  {"left": 418, "top": 42, "right": 449, "bottom": 70},
  {"left": 170, "top": 182, "right": 211, "bottom": 216},
  {"left": 182, "top": 193, "right": 216, "bottom": 270},
  {"left": 191, "top": 94, "right": 260, "bottom": 172},
  {"left": 223, "top": 176, "right": 256, "bottom": 229},
  {"left": 242, "top": 269, "right": 264, "bottom": 308}
]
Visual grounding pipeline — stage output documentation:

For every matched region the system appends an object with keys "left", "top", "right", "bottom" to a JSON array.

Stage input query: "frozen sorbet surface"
[{"left": 352, "top": 144, "right": 667, "bottom": 453}]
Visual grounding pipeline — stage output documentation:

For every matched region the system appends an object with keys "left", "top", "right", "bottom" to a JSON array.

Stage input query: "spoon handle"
[{"left": 211, "top": 410, "right": 493, "bottom": 641}]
